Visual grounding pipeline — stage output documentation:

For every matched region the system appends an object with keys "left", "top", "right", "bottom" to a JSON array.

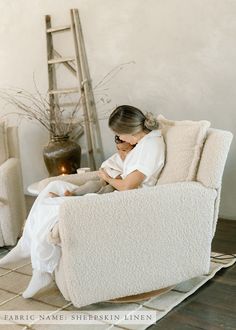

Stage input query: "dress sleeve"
[{"left": 125, "top": 139, "right": 165, "bottom": 178}]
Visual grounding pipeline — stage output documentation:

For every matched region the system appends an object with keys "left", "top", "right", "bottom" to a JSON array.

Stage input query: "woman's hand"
[{"left": 98, "top": 168, "right": 112, "bottom": 183}]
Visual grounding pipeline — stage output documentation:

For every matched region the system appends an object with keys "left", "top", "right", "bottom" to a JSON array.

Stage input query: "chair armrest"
[
  {"left": 0, "top": 158, "right": 26, "bottom": 245},
  {"left": 58, "top": 181, "right": 217, "bottom": 307},
  {"left": 37, "top": 171, "right": 100, "bottom": 192}
]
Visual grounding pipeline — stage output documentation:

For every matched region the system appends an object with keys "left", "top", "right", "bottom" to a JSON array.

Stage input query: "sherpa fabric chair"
[
  {"left": 37, "top": 125, "right": 233, "bottom": 308},
  {"left": 0, "top": 124, "right": 26, "bottom": 246}
]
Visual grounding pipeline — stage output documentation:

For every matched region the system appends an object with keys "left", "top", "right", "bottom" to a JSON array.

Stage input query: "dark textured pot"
[{"left": 43, "top": 135, "right": 81, "bottom": 177}]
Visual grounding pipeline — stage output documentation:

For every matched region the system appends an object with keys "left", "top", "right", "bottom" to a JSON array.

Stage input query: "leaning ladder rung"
[
  {"left": 48, "top": 87, "right": 80, "bottom": 95},
  {"left": 48, "top": 57, "right": 75, "bottom": 64},
  {"left": 47, "top": 25, "right": 71, "bottom": 33}
]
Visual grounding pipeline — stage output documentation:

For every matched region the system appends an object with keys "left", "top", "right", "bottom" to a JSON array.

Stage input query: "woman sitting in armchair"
[{"left": 0, "top": 105, "right": 165, "bottom": 298}]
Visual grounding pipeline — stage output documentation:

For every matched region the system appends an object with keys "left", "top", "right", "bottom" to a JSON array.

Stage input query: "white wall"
[{"left": 0, "top": 0, "right": 235, "bottom": 219}]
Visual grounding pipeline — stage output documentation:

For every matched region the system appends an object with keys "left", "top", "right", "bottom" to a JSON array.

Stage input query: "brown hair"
[{"left": 108, "top": 105, "right": 159, "bottom": 135}]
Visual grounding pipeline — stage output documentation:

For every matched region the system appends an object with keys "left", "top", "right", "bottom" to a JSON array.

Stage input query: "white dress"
[
  {"left": 19, "top": 180, "right": 98, "bottom": 273},
  {"left": 19, "top": 129, "right": 165, "bottom": 273}
]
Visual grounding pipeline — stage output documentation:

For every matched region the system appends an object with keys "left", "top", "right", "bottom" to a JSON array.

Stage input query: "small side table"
[
  {"left": 27, "top": 167, "right": 91, "bottom": 196},
  {"left": 27, "top": 181, "right": 42, "bottom": 196}
]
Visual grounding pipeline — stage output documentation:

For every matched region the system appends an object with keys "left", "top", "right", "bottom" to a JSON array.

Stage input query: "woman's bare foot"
[{"left": 48, "top": 192, "right": 60, "bottom": 198}]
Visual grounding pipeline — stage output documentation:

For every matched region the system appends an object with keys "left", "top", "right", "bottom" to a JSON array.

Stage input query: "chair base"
[{"left": 106, "top": 285, "right": 175, "bottom": 303}]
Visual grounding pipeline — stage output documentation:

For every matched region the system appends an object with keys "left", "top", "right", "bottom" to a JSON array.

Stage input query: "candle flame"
[{"left": 61, "top": 166, "right": 66, "bottom": 175}]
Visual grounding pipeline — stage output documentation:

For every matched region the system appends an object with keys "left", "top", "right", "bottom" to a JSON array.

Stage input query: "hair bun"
[{"left": 144, "top": 112, "right": 159, "bottom": 130}]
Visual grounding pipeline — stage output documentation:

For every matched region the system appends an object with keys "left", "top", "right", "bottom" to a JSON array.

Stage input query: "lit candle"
[{"left": 61, "top": 166, "right": 66, "bottom": 176}]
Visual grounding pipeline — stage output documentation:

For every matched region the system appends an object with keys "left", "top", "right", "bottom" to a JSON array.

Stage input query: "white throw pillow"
[
  {"left": 0, "top": 121, "right": 9, "bottom": 165},
  {"left": 156, "top": 114, "right": 211, "bottom": 184}
]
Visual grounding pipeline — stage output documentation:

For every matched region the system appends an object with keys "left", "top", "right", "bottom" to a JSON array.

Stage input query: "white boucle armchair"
[
  {"left": 0, "top": 126, "right": 26, "bottom": 246},
  {"left": 38, "top": 127, "right": 233, "bottom": 308}
]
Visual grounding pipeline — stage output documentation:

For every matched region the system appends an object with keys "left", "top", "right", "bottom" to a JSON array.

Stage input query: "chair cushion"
[
  {"left": 0, "top": 121, "right": 9, "bottom": 165},
  {"left": 156, "top": 114, "right": 211, "bottom": 184}
]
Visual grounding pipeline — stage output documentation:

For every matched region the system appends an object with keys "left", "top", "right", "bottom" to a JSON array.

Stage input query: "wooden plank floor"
[
  {"left": 148, "top": 219, "right": 236, "bottom": 330},
  {"left": 25, "top": 196, "right": 236, "bottom": 330}
]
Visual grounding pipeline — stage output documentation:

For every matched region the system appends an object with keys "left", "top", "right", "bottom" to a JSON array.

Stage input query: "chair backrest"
[
  {"left": 196, "top": 128, "right": 233, "bottom": 189},
  {"left": 196, "top": 128, "right": 233, "bottom": 238},
  {"left": 6, "top": 126, "right": 20, "bottom": 159}
]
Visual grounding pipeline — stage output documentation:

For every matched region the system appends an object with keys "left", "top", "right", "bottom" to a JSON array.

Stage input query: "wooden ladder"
[{"left": 45, "top": 8, "right": 104, "bottom": 171}]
